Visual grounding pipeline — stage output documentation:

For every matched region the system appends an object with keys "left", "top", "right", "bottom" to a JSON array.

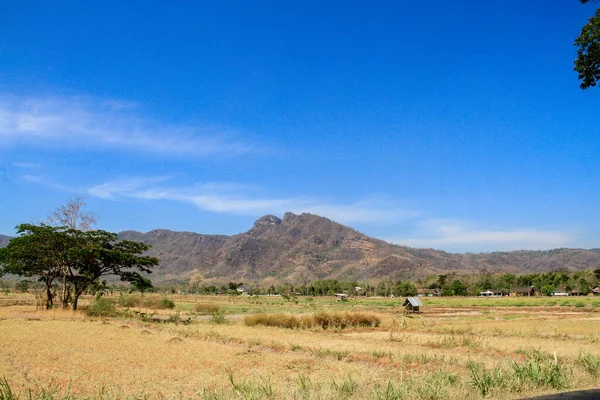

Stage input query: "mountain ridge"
[
  {"left": 2, "top": 215, "right": 599, "bottom": 282},
  {"left": 117, "top": 212, "right": 600, "bottom": 282}
]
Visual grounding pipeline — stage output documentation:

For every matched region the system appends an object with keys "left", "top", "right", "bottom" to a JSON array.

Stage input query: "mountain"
[
  {"left": 0, "top": 234, "right": 12, "bottom": 248},
  {"left": 118, "top": 212, "right": 600, "bottom": 282}
]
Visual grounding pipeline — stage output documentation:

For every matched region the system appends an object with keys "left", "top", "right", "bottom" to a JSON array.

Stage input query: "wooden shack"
[{"left": 403, "top": 297, "right": 423, "bottom": 314}]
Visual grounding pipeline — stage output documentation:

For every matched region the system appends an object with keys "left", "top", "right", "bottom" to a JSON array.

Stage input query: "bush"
[
  {"left": 243, "top": 312, "right": 380, "bottom": 330},
  {"left": 314, "top": 311, "right": 380, "bottom": 329},
  {"left": 116, "top": 295, "right": 141, "bottom": 308},
  {"left": 85, "top": 298, "right": 120, "bottom": 317},
  {"left": 244, "top": 313, "right": 313, "bottom": 329},
  {"left": 210, "top": 311, "right": 227, "bottom": 324},
  {"left": 133, "top": 297, "right": 176, "bottom": 309},
  {"left": 113, "top": 296, "right": 175, "bottom": 310},
  {"left": 159, "top": 298, "right": 176, "bottom": 309},
  {"left": 194, "top": 303, "right": 220, "bottom": 314}
]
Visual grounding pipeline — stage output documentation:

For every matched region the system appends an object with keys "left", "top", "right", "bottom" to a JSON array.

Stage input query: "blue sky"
[{"left": 1, "top": 0, "right": 599, "bottom": 252}]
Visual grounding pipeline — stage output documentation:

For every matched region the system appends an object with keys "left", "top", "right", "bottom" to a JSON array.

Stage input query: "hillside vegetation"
[{"left": 117, "top": 212, "right": 600, "bottom": 282}]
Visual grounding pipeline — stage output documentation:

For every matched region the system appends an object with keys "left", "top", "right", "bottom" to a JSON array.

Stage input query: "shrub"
[
  {"left": 343, "top": 312, "right": 381, "bottom": 328},
  {"left": 210, "top": 311, "right": 227, "bottom": 324},
  {"left": 243, "top": 312, "right": 380, "bottom": 330},
  {"left": 135, "top": 297, "right": 176, "bottom": 309},
  {"left": 194, "top": 303, "right": 220, "bottom": 314},
  {"left": 85, "top": 298, "right": 120, "bottom": 317},
  {"left": 314, "top": 311, "right": 380, "bottom": 329},
  {"left": 116, "top": 295, "right": 140, "bottom": 308},
  {"left": 244, "top": 313, "right": 313, "bottom": 329},
  {"left": 160, "top": 298, "right": 175, "bottom": 309},
  {"left": 575, "top": 302, "right": 585, "bottom": 308}
]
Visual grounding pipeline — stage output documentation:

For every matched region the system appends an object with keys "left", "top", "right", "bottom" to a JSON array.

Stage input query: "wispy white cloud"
[
  {"left": 87, "top": 176, "right": 171, "bottom": 199},
  {"left": 387, "top": 219, "right": 574, "bottom": 252},
  {"left": 23, "top": 172, "right": 576, "bottom": 251},
  {"left": 0, "top": 95, "right": 257, "bottom": 156},
  {"left": 22, "top": 174, "right": 76, "bottom": 192},
  {"left": 85, "top": 177, "right": 419, "bottom": 224},
  {"left": 11, "top": 162, "right": 41, "bottom": 169}
]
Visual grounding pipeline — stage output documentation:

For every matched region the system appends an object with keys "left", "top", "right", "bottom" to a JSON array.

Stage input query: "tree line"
[{"left": 137, "top": 268, "right": 600, "bottom": 297}]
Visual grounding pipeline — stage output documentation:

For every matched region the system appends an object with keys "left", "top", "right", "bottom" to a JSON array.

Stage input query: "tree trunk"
[
  {"left": 61, "top": 272, "right": 69, "bottom": 308},
  {"left": 46, "top": 286, "right": 53, "bottom": 309},
  {"left": 72, "top": 293, "right": 80, "bottom": 310}
]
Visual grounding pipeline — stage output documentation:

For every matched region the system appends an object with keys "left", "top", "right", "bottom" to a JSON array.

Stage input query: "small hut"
[{"left": 403, "top": 297, "right": 423, "bottom": 314}]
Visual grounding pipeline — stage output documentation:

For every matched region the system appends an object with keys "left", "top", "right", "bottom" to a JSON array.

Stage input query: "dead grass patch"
[{"left": 244, "top": 311, "right": 381, "bottom": 330}]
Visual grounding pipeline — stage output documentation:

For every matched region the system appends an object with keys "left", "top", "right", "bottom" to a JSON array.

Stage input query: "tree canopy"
[
  {"left": 0, "top": 224, "right": 159, "bottom": 309},
  {"left": 575, "top": 0, "right": 600, "bottom": 89}
]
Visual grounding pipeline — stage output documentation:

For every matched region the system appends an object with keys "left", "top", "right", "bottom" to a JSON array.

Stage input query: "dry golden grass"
[
  {"left": 243, "top": 311, "right": 380, "bottom": 329},
  {"left": 1, "top": 294, "right": 600, "bottom": 399}
]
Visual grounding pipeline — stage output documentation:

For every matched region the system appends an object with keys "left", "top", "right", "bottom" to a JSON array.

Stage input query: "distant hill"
[
  {"left": 118, "top": 212, "right": 600, "bottom": 282},
  {"left": 0, "top": 234, "right": 12, "bottom": 248}
]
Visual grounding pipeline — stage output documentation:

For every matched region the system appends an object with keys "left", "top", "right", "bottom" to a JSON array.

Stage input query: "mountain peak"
[
  {"left": 253, "top": 215, "right": 282, "bottom": 230},
  {"left": 283, "top": 212, "right": 298, "bottom": 223},
  {"left": 112, "top": 212, "right": 600, "bottom": 282}
]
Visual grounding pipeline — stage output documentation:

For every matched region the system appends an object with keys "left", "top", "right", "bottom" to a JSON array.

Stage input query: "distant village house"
[
  {"left": 510, "top": 286, "right": 536, "bottom": 297},
  {"left": 479, "top": 289, "right": 510, "bottom": 297},
  {"left": 551, "top": 287, "right": 570, "bottom": 296},
  {"left": 416, "top": 288, "right": 441, "bottom": 297}
]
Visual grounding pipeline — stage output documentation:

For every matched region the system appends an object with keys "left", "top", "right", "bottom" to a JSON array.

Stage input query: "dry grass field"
[{"left": 1, "top": 293, "right": 600, "bottom": 399}]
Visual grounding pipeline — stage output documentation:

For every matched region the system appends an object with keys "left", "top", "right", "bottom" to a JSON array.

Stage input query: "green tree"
[
  {"left": 574, "top": 0, "right": 600, "bottom": 89},
  {"left": 66, "top": 229, "right": 159, "bottom": 309},
  {"left": 437, "top": 274, "right": 447, "bottom": 288},
  {"left": 0, "top": 223, "right": 159, "bottom": 310},
  {"left": 397, "top": 281, "right": 417, "bottom": 296},
  {"left": 542, "top": 285, "right": 555, "bottom": 297},
  {"left": 444, "top": 280, "right": 468, "bottom": 296},
  {"left": 594, "top": 265, "right": 600, "bottom": 281},
  {"left": 131, "top": 276, "right": 153, "bottom": 296},
  {"left": 0, "top": 224, "right": 73, "bottom": 308},
  {"left": 501, "top": 274, "right": 516, "bottom": 288}
]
